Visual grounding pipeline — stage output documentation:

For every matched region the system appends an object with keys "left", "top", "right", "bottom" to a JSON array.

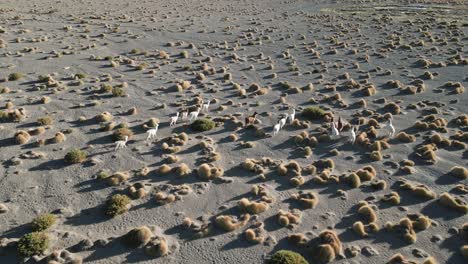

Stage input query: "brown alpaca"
[{"left": 245, "top": 112, "right": 258, "bottom": 126}]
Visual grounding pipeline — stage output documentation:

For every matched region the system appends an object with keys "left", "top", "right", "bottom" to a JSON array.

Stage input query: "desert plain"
[{"left": 0, "top": 0, "right": 467, "bottom": 263}]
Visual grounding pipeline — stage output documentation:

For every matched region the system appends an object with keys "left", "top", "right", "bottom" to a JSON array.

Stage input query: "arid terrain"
[{"left": 0, "top": 0, "right": 467, "bottom": 263}]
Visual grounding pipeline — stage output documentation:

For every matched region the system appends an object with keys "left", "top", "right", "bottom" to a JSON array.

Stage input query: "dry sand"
[{"left": 0, "top": 0, "right": 467, "bottom": 263}]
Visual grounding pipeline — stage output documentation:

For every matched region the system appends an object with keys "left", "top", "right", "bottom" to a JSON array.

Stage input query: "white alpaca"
[
  {"left": 279, "top": 114, "right": 288, "bottom": 129},
  {"left": 202, "top": 100, "right": 210, "bottom": 112},
  {"left": 115, "top": 136, "right": 129, "bottom": 151},
  {"left": 331, "top": 122, "right": 339, "bottom": 139},
  {"left": 146, "top": 124, "right": 159, "bottom": 141},
  {"left": 170, "top": 112, "right": 180, "bottom": 127},
  {"left": 181, "top": 110, "right": 188, "bottom": 121},
  {"left": 349, "top": 126, "right": 358, "bottom": 144},
  {"left": 189, "top": 107, "right": 201, "bottom": 121},
  {"left": 273, "top": 122, "right": 281, "bottom": 136},
  {"left": 386, "top": 119, "right": 395, "bottom": 138},
  {"left": 289, "top": 109, "right": 295, "bottom": 124}
]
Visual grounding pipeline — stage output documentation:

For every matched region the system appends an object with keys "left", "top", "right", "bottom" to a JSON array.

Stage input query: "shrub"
[
  {"left": 17, "top": 232, "right": 49, "bottom": 257},
  {"left": 8, "top": 72, "right": 23, "bottom": 81},
  {"left": 112, "top": 87, "right": 126, "bottom": 97},
  {"left": 123, "top": 226, "right": 152, "bottom": 247},
  {"left": 267, "top": 250, "right": 309, "bottom": 264},
  {"left": 191, "top": 118, "right": 215, "bottom": 132},
  {"left": 37, "top": 116, "right": 53, "bottom": 126},
  {"left": 31, "top": 214, "right": 56, "bottom": 231},
  {"left": 74, "top": 73, "right": 87, "bottom": 79},
  {"left": 302, "top": 107, "right": 325, "bottom": 120},
  {"left": 105, "top": 194, "right": 131, "bottom": 217},
  {"left": 64, "top": 149, "right": 87, "bottom": 164},
  {"left": 15, "top": 130, "right": 31, "bottom": 145},
  {"left": 112, "top": 127, "right": 133, "bottom": 141}
]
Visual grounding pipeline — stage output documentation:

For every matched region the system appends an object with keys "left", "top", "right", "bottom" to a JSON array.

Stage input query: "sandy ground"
[{"left": 0, "top": 0, "right": 467, "bottom": 263}]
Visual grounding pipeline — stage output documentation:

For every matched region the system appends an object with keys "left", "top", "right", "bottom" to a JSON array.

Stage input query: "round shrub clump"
[
  {"left": 105, "top": 194, "right": 131, "bottom": 217},
  {"left": 112, "top": 87, "right": 126, "bottom": 97},
  {"left": 267, "top": 250, "right": 309, "bottom": 264},
  {"left": 302, "top": 107, "right": 325, "bottom": 120},
  {"left": 191, "top": 118, "right": 215, "bottom": 132},
  {"left": 64, "top": 149, "right": 87, "bottom": 164},
  {"left": 8, "top": 72, "right": 23, "bottom": 81},
  {"left": 123, "top": 226, "right": 153, "bottom": 247},
  {"left": 31, "top": 213, "right": 56, "bottom": 231},
  {"left": 112, "top": 127, "right": 133, "bottom": 141},
  {"left": 17, "top": 232, "right": 49, "bottom": 257}
]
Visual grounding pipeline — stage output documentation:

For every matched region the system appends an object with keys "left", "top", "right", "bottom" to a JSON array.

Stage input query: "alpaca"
[
  {"left": 115, "top": 136, "right": 129, "bottom": 151},
  {"left": 331, "top": 122, "right": 339, "bottom": 138},
  {"left": 146, "top": 124, "right": 159, "bottom": 141},
  {"left": 181, "top": 110, "right": 188, "bottom": 121},
  {"left": 289, "top": 109, "right": 296, "bottom": 124},
  {"left": 170, "top": 112, "right": 180, "bottom": 127},
  {"left": 337, "top": 116, "right": 344, "bottom": 131},
  {"left": 273, "top": 122, "right": 281, "bottom": 136},
  {"left": 349, "top": 126, "right": 358, "bottom": 144},
  {"left": 279, "top": 114, "right": 288, "bottom": 129},
  {"left": 202, "top": 100, "right": 210, "bottom": 112},
  {"left": 189, "top": 107, "right": 201, "bottom": 121},
  {"left": 245, "top": 112, "right": 258, "bottom": 126},
  {"left": 386, "top": 118, "right": 395, "bottom": 138}
]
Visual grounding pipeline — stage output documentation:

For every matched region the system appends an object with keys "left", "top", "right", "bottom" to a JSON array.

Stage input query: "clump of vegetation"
[
  {"left": 105, "top": 194, "right": 131, "bottom": 217},
  {"left": 37, "top": 116, "right": 53, "bottom": 126},
  {"left": 15, "top": 130, "right": 31, "bottom": 145},
  {"left": 267, "top": 250, "right": 309, "bottom": 264},
  {"left": 112, "top": 87, "right": 126, "bottom": 97},
  {"left": 51, "top": 132, "right": 66, "bottom": 143},
  {"left": 215, "top": 214, "right": 250, "bottom": 232},
  {"left": 112, "top": 127, "right": 133, "bottom": 141},
  {"left": 17, "top": 232, "right": 49, "bottom": 257},
  {"left": 64, "top": 149, "right": 87, "bottom": 164},
  {"left": 450, "top": 166, "right": 468, "bottom": 179},
  {"left": 8, "top": 72, "right": 23, "bottom": 81},
  {"left": 74, "top": 73, "right": 87, "bottom": 79},
  {"left": 302, "top": 107, "right": 325, "bottom": 120},
  {"left": 123, "top": 226, "right": 153, "bottom": 247},
  {"left": 95, "top": 112, "right": 113, "bottom": 122},
  {"left": 191, "top": 118, "right": 215, "bottom": 132},
  {"left": 105, "top": 172, "right": 130, "bottom": 186},
  {"left": 31, "top": 213, "right": 56, "bottom": 231}
]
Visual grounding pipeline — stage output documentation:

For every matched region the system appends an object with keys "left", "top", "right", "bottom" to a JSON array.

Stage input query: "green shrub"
[
  {"left": 8, "top": 72, "right": 23, "bottom": 81},
  {"left": 100, "top": 83, "right": 113, "bottom": 93},
  {"left": 267, "top": 250, "right": 309, "bottom": 264},
  {"left": 17, "top": 232, "right": 49, "bottom": 257},
  {"left": 31, "top": 214, "right": 56, "bottom": 231},
  {"left": 112, "top": 87, "right": 126, "bottom": 97},
  {"left": 112, "top": 127, "right": 133, "bottom": 141},
  {"left": 302, "top": 107, "right": 325, "bottom": 120},
  {"left": 64, "top": 149, "right": 87, "bottom": 164},
  {"left": 105, "top": 194, "right": 131, "bottom": 217},
  {"left": 191, "top": 118, "right": 215, "bottom": 132}
]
